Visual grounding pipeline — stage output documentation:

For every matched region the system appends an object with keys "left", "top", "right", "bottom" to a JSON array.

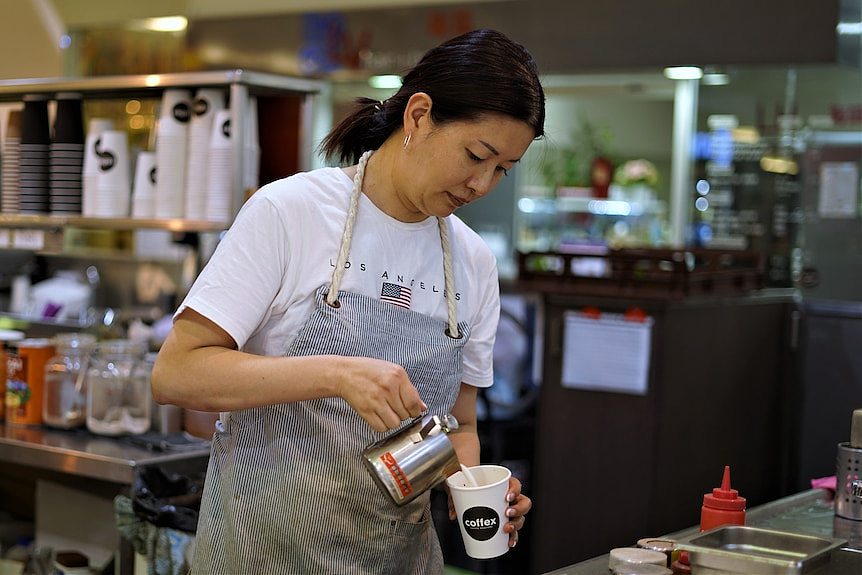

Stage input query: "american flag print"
[{"left": 380, "top": 282, "right": 412, "bottom": 309}]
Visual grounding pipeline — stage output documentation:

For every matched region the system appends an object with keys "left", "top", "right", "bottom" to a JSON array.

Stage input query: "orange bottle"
[{"left": 700, "top": 465, "right": 746, "bottom": 531}]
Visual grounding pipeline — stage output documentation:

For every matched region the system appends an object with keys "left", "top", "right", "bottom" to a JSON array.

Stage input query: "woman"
[{"left": 152, "top": 28, "right": 545, "bottom": 574}]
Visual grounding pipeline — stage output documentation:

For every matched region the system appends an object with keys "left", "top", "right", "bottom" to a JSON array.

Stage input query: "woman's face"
[{"left": 396, "top": 113, "right": 535, "bottom": 221}]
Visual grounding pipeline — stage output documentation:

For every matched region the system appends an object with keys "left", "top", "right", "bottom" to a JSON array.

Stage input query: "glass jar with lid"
[
  {"left": 42, "top": 332, "right": 97, "bottom": 429},
  {"left": 86, "top": 339, "right": 151, "bottom": 436}
]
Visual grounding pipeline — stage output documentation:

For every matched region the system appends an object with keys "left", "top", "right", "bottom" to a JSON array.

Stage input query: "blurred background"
[{"left": 0, "top": 1, "right": 859, "bottom": 574}]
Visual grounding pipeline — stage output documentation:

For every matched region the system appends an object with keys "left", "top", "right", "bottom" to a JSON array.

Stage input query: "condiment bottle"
[
  {"left": 6, "top": 338, "right": 55, "bottom": 426},
  {"left": 0, "top": 329, "right": 25, "bottom": 422},
  {"left": 669, "top": 551, "right": 691, "bottom": 574},
  {"left": 700, "top": 465, "right": 746, "bottom": 531}
]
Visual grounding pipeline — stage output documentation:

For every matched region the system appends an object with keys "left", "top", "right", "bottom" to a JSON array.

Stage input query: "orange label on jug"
[
  {"left": 6, "top": 340, "right": 54, "bottom": 426},
  {"left": 380, "top": 451, "right": 413, "bottom": 497}
]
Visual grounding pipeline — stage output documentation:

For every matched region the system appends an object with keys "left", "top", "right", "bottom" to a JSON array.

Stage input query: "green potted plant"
[{"left": 541, "top": 116, "right": 616, "bottom": 197}]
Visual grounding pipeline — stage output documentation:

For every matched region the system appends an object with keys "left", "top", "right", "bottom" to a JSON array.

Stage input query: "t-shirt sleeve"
[
  {"left": 460, "top": 252, "right": 501, "bottom": 388},
  {"left": 176, "top": 190, "right": 290, "bottom": 349}
]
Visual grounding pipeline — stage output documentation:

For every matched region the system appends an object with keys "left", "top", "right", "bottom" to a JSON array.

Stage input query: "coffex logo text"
[{"left": 462, "top": 506, "right": 500, "bottom": 541}]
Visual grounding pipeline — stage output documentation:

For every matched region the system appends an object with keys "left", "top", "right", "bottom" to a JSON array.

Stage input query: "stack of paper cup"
[
  {"left": 154, "top": 89, "right": 191, "bottom": 218},
  {"left": 184, "top": 89, "right": 225, "bottom": 220},
  {"left": 131, "top": 151, "right": 157, "bottom": 218},
  {"left": 205, "top": 109, "right": 232, "bottom": 223},
  {"left": 91, "top": 130, "right": 131, "bottom": 217},
  {"left": 49, "top": 93, "right": 85, "bottom": 215},
  {"left": 82, "top": 118, "right": 113, "bottom": 217},
  {"left": 1, "top": 109, "right": 23, "bottom": 213},
  {"left": 19, "top": 95, "right": 51, "bottom": 214}
]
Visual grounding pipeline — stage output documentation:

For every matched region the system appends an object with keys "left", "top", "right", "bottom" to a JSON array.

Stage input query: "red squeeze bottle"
[{"left": 700, "top": 465, "right": 746, "bottom": 531}]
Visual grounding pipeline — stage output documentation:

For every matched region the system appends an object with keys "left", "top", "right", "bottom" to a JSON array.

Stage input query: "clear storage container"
[
  {"left": 42, "top": 332, "right": 96, "bottom": 428},
  {"left": 86, "top": 339, "right": 150, "bottom": 435}
]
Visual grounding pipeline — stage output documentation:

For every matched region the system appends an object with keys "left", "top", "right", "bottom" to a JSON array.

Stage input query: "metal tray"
[{"left": 676, "top": 525, "right": 846, "bottom": 575}]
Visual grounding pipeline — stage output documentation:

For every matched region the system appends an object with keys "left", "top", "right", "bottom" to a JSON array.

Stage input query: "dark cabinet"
[{"left": 529, "top": 291, "right": 796, "bottom": 573}]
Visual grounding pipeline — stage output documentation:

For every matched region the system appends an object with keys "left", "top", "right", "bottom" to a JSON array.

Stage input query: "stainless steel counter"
[
  {"left": 0, "top": 423, "right": 210, "bottom": 484},
  {"left": 544, "top": 489, "right": 862, "bottom": 574}
]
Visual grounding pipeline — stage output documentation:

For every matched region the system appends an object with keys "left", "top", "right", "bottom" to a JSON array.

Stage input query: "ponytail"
[{"left": 319, "top": 97, "right": 402, "bottom": 165}]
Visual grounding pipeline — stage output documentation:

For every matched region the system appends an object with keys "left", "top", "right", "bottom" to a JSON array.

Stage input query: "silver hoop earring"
[{"left": 403, "top": 132, "right": 412, "bottom": 148}]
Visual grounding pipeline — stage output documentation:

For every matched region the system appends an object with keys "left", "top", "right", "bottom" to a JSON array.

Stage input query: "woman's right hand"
[{"left": 334, "top": 357, "right": 426, "bottom": 432}]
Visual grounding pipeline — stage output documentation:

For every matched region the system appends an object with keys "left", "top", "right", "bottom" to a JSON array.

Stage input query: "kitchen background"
[{"left": 0, "top": 0, "right": 860, "bottom": 574}]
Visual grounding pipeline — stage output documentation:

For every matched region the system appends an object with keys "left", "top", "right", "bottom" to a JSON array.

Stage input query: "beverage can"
[{"left": 6, "top": 338, "right": 55, "bottom": 426}]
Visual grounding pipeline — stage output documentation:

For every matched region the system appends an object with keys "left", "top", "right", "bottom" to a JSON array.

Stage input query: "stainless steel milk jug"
[{"left": 362, "top": 413, "right": 460, "bottom": 506}]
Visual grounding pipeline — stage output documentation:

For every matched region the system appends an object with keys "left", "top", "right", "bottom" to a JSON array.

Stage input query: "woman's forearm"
[
  {"left": 151, "top": 310, "right": 427, "bottom": 429},
  {"left": 450, "top": 426, "right": 481, "bottom": 467},
  {"left": 152, "top": 344, "right": 343, "bottom": 411}
]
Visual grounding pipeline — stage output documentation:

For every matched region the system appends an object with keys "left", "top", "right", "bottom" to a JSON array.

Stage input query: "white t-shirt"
[{"left": 178, "top": 166, "right": 500, "bottom": 387}]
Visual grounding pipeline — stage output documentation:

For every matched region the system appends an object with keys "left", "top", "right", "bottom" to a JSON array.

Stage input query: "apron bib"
[{"left": 192, "top": 151, "right": 471, "bottom": 574}]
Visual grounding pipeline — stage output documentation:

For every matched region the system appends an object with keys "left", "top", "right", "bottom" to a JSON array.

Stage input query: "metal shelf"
[
  {"left": 0, "top": 69, "right": 325, "bottom": 102},
  {"left": 0, "top": 423, "right": 210, "bottom": 485},
  {"left": 0, "top": 214, "right": 227, "bottom": 232}
]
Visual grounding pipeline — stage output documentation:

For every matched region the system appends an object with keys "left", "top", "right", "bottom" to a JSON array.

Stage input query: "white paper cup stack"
[
  {"left": 82, "top": 118, "right": 113, "bottom": 217},
  {"left": 154, "top": 89, "right": 192, "bottom": 218},
  {"left": 184, "top": 89, "right": 225, "bottom": 220},
  {"left": 205, "top": 108, "right": 233, "bottom": 223},
  {"left": 1, "top": 109, "right": 23, "bottom": 213},
  {"left": 132, "top": 151, "right": 157, "bottom": 219},
  {"left": 91, "top": 129, "right": 131, "bottom": 217}
]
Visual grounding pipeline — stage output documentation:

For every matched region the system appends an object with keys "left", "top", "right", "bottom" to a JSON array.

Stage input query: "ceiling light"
[
  {"left": 368, "top": 75, "right": 402, "bottom": 89},
  {"left": 701, "top": 73, "right": 730, "bottom": 85},
  {"left": 837, "top": 22, "right": 862, "bottom": 35},
  {"left": 143, "top": 16, "right": 188, "bottom": 32},
  {"left": 663, "top": 66, "right": 703, "bottom": 80}
]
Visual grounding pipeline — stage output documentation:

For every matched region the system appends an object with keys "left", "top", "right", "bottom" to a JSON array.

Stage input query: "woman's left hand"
[{"left": 503, "top": 476, "right": 531, "bottom": 548}]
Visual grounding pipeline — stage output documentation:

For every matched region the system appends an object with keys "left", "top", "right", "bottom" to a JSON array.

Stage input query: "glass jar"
[
  {"left": 86, "top": 339, "right": 150, "bottom": 436},
  {"left": 42, "top": 333, "right": 96, "bottom": 429}
]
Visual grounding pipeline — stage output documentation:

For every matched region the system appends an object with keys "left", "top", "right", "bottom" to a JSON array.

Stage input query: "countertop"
[
  {"left": 543, "top": 488, "right": 862, "bottom": 574},
  {"left": 0, "top": 422, "right": 211, "bottom": 484}
]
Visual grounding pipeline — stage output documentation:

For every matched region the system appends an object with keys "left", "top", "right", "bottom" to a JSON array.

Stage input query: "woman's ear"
[{"left": 403, "top": 92, "right": 433, "bottom": 133}]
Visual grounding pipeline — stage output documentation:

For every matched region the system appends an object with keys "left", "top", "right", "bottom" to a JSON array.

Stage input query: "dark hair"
[{"left": 319, "top": 29, "right": 545, "bottom": 165}]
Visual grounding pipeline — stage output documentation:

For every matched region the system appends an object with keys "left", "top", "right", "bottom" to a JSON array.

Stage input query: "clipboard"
[{"left": 560, "top": 309, "right": 653, "bottom": 395}]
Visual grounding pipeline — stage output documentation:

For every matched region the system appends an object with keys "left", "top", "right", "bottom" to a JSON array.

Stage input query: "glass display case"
[{"left": 516, "top": 192, "right": 668, "bottom": 254}]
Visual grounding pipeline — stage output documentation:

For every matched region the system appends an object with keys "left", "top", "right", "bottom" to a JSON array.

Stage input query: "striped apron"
[{"left": 192, "top": 151, "right": 471, "bottom": 574}]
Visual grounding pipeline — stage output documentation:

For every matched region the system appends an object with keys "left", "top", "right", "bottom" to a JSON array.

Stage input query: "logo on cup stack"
[
  {"left": 94, "top": 138, "right": 115, "bottom": 171},
  {"left": 462, "top": 506, "right": 500, "bottom": 541},
  {"left": 193, "top": 97, "right": 209, "bottom": 117},
  {"left": 172, "top": 102, "right": 191, "bottom": 123}
]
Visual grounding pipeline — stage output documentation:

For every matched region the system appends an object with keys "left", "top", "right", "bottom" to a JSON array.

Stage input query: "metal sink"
[{"left": 677, "top": 525, "right": 846, "bottom": 575}]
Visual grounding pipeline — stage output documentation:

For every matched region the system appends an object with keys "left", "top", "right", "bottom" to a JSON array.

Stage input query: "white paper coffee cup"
[{"left": 446, "top": 464, "right": 511, "bottom": 559}]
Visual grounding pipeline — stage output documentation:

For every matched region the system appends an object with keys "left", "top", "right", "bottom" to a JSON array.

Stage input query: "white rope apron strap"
[
  {"left": 327, "top": 149, "right": 461, "bottom": 338},
  {"left": 436, "top": 216, "right": 460, "bottom": 338},
  {"left": 326, "top": 150, "right": 370, "bottom": 308}
]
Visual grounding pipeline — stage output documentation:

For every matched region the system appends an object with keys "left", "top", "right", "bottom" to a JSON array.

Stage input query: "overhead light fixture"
[
  {"left": 142, "top": 16, "right": 188, "bottom": 32},
  {"left": 368, "top": 75, "right": 402, "bottom": 89},
  {"left": 701, "top": 72, "right": 730, "bottom": 85},
  {"left": 663, "top": 66, "right": 703, "bottom": 80},
  {"left": 837, "top": 21, "right": 862, "bottom": 35}
]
